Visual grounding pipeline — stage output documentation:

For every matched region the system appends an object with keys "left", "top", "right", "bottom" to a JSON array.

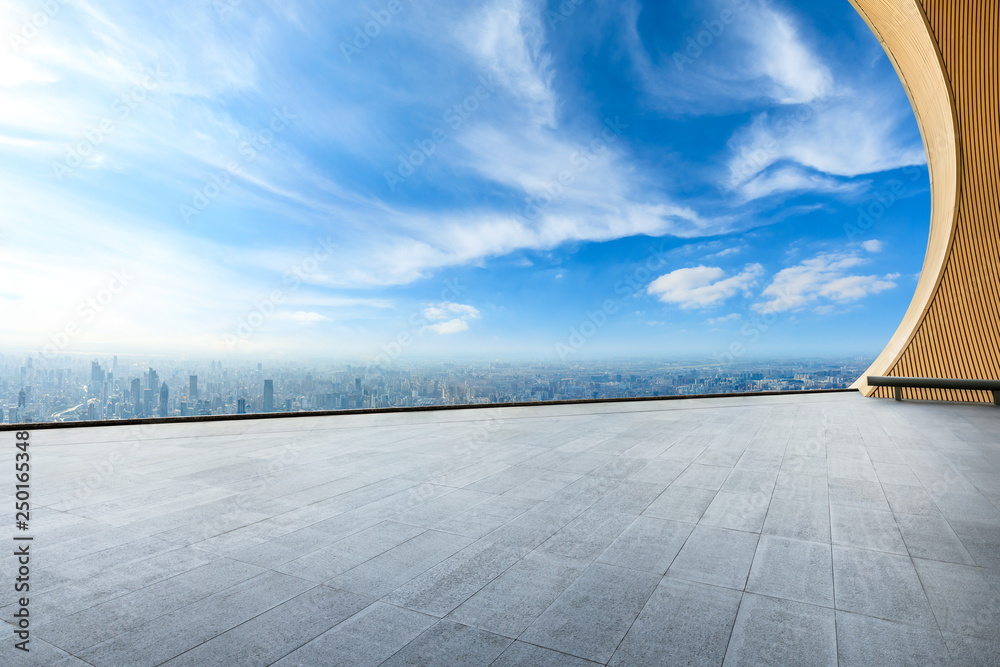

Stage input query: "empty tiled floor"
[{"left": 3, "top": 392, "right": 1000, "bottom": 665}]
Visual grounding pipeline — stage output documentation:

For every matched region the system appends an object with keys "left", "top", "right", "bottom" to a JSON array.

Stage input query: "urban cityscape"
[{"left": 0, "top": 353, "right": 873, "bottom": 425}]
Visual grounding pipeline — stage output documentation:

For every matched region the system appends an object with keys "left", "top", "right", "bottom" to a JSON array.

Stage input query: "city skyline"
[
  {"left": 2, "top": 351, "right": 872, "bottom": 424},
  {"left": 1, "top": 0, "right": 928, "bottom": 360}
]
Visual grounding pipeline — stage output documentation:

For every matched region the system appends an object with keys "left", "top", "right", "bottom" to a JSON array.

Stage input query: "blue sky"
[{"left": 0, "top": 0, "right": 930, "bottom": 362}]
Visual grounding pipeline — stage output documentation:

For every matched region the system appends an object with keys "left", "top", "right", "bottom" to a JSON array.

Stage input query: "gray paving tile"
[
  {"left": 160, "top": 586, "right": 371, "bottom": 666},
  {"left": 382, "top": 540, "right": 528, "bottom": 617},
  {"left": 747, "top": 536, "right": 834, "bottom": 608},
  {"left": 829, "top": 479, "right": 890, "bottom": 511},
  {"left": 33, "top": 558, "right": 264, "bottom": 652},
  {"left": 504, "top": 470, "right": 582, "bottom": 501},
  {"left": 492, "top": 641, "right": 602, "bottom": 666},
  {"left": 520, "top": 563, "right": 659, "bottom": 664},
  {"left": 773, "top": 471, "right": 828, "bottom": 503},
  {"left": 588, "top": 480, "right": 664, "bottom": 515},
  {"left": 609, "top": 577, "right": 741, "bottom": 667},
  {"left": 895, "top": 512, "right": 976, "bottom": 564},
  {"left": 949, "top": 519, "right": 1000, "bottom": 570},
  {"left": 597, "top": 516, "right": 693, "bottom": 575},
  {"left": 723, "top": 594, "right": 837, "bottom": 667},
  {"left": 828, "top": 458, "right": 879, "bottom": 482},
  {"left": 667, "top": 525, "right": 759, "bottom": 590},
  {"left": 447, "top": 551, "right": 587, "bottom": 637},
  {"left": 832, "top": 546, "right": 937, "bottom": 627},
  {"left": 699, "top": 491, "right": 770, "bottom": 532},
  {"left": 835, "top": 611, "right": 951, "bottom": 666},
  {"left": 882, "top": 482, "right": 938, "bottom": 515},
  {"left": 941, "top": 633, "right": 1000, "bottom": 667},
  {"left": 78, "top": 570, "right": 315, "bottom": 665},
  {"left": 381, "top": 619, "right": 511, "bottom": 667},
  {"left": 721, "top": 468, "right": 777, "bottom": 495},
  {"left": 674, "top": 464, "right": 732, "bottom": 491},
  {"left": 327, "top": 529, "right": 473, "bottom": 598},
  {"left": 830, "top": 506, "right": 907, "bottom": 554},
  {"left": 913, "top": 557, "right": 1000, "bottom": 639},
  {"left": 276, "top": 521, "right": 424, "bottom": 582},
  {"left": 482, "top": 501, "right": 581, "bottom": 550},
  {"left": 626, "top": 458, "right": 686, "bottom": 486},
  {"left": 781, "top": 455, "right": 828, "bottom": 477},
  {"left": 433, "top": 495, "right": 537, "bottom": 538},
  {"left": 272, "top": 602, "right": 436, "bottom": 667},
  {"left": 762, "top": 496, "right": 831, "bottom": 544},
  {"left": 537, "top": 508, "right": 635, "bottom": 560},
  {"left": 396, "top": 490, "right": 496, "bottom": 527},
  {"left": 642, "top": 485, "right": 716, "bottom": 523},
  {"left": 931, "top": 491, "right": 1000, "bottom": 524}
]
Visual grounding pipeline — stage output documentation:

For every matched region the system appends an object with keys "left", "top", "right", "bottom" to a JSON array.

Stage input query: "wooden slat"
[{"left": 850, "top": 0, "right": 1000, "bottom": 403}]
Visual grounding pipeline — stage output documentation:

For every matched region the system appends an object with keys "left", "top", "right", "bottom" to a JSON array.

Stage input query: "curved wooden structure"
[{"left": 850, "top": 0, "right": 1000, "bottom": 403}]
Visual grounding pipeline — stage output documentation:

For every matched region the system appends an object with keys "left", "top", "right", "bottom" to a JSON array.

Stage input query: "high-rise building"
[
  {"left": 131, "top": 378, "right": 142, "bottom": 415},
  {"left": 263, "top": 380, "right": 274, "bottom": 412},
  {"left": 18, "top": 389, "right": 26, "bottom": 408},
  {"left": 237, "top": 398, "right": 246, "bottom": 414},
  {"left": 148, "top": 368, "right": 159, "bottom": 393},
  {"left": 143, "top": 389, "right": 153, "bottom": 417},
  {"left": 90, "top": 361, "right": 105, "bottom": 394},
  {"left": 159, "top": 383, "right": 169, "bottom": 418},
  {"left": 189, "top": 375, "right": 198, "bottom": 399}
]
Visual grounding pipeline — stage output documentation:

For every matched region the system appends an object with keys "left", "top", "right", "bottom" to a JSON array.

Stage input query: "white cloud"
[
  {"left": 733, "top": 165, "right": 862, "bottom": 202},
  {"left": 428, "top": 319, "right": 470, "bottom": 334},
  {"left": 862, "top": 239, "right": 883, "bottom": 252},
  {"left": 627, "top": 0, "right": 832, "bottom": 114},
  {"left": 755, "top": 251, "right": 898, "bottom": 313},
  {"left": 462, "top": 0, "right": 556, "bottom": 128},
  {"left": 423, "top": 302, "right": 480, "bottom": 335},
  {"left": 424, "top": 302, "right": 481, "bottom": 321},
  {"left": 707, "top": 313, "right": 741, "bottom": 325},
  {"left": 286, "top": 311, "right": 330, "bottom": 323},
  {"left": 647, "top": 264, "right": 764, "bottom": 309}
]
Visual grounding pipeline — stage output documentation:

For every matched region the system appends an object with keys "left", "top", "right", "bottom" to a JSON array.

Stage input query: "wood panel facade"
[{"left": 850, "top": 0, "right": 1000, "bottom": 402}]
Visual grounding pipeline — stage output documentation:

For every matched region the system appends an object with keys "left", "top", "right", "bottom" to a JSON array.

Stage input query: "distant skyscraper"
[
  {"left": 237, "top": 398, "right": 246, "bottom": 414},
  {"left": 158, "top": 383, "right": 169, "bottom": 418},
  {"left": 131, "top": 378, "right": 141, "bottom": 415},
  {"left": 263, "top": 380, "right": 274, "bottom": 412},
  {"left": 189, "top": 375, "right": 198, "bottom": 399},
  {"left": 18, "top": 389, "right": 26, "bottom": 408},
  {"left": 90, "top": 361, "right": 105, "bottom": 394},
  {"left": 355, "top": 378, "right": 362, "bottom": 393},
  {"left": 143, "top": 389, "right": 153, "bottom": 417},
  {"left": 148, "top": 368, "right": 159, "bottom": 392}
]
